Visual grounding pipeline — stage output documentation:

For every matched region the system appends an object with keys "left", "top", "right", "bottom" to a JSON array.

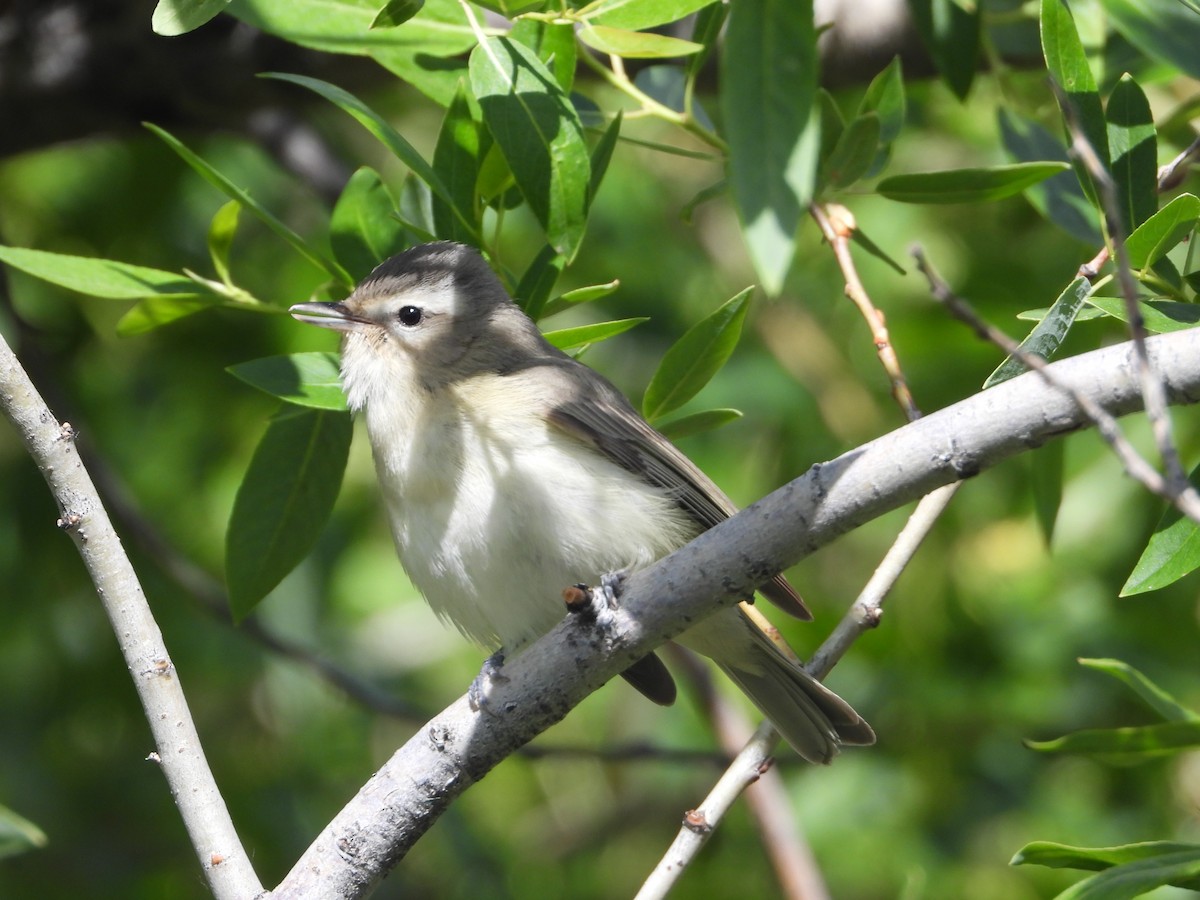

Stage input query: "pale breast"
[{"left": 365, "top": 372, "right": 696, "bottom": 651}]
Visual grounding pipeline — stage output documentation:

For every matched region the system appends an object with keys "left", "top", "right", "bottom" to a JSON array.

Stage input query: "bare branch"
[
  {"left": 269, "top": 329, "right": 1200, "bottom": 899},
  {"left": 0, "top": 333, "right": 262, "bottom": 900}
]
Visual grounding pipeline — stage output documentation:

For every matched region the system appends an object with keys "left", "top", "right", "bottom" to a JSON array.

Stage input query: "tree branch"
[
  {"left": 0, "top": 333, "right": 262, "bottom": 899},
  {"left": 270, "top": 329, "right": 1200, "bottom": 899}
]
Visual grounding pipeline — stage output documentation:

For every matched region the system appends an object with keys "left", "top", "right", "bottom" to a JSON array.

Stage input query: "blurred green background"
[{"left": 2, "top": 4, "right": 1199, "bottom": 899}]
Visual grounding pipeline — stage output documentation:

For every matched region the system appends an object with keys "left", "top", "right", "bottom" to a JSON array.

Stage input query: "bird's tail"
[{"left": 713, "top": 609, "right": 874, "bottom": 764}]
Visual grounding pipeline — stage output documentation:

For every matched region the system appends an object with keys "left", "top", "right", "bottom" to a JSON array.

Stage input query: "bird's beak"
[{"left": 288, "top": 301, "right": 369, "bottom": 333}]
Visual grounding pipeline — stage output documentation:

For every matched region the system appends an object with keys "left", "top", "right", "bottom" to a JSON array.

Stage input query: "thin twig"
[
  {"left": 911, "top": 246, "right": 1200, "bottom": 523},
  {"left": 0, "top": 335, "right": 262, "bottom": 900},
  {"left": 810, "top": 202, "right": 922, "bottom": 421},
  {"left": 1157, "top": 134, "right": 1200, "bottom": 193},
  {"left": 1052, "top": 80, "right": 1192, "bottom": 504}
]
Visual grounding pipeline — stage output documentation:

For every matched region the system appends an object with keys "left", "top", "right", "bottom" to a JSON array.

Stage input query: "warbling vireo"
[{"left": 290, "top": 242, "right": 873, "bottom": 763}]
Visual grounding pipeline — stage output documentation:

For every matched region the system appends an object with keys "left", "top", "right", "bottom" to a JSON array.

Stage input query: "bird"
[{"left": 289, "top": 241, "right": 874, "bottom": 763}]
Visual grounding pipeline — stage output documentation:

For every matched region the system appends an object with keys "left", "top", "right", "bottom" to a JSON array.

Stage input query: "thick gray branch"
[
  {"left": 272, "top": 330, "right": 1200, "bottom": 899},
  {"left": 0, "top": 333, "right": 262, "bottom": 900}
]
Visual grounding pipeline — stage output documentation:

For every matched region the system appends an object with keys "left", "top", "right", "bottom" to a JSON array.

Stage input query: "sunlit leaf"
[
  {"left": 432, "top": 84, "right": 483, "bottom": 246},
  {"left": 0, "top": 246, "right": 202, "bottom": 299},
  {"left": 541, "top": 279, "right": 620, "bottom": 318},
  {"left": 1085, "top": 296, "right": 1200, "bottom": 333},
  {"left": 578, "top": 25, "right": 702, "bottom": 58},
  {"left": 642, "top": 287, "right": 751, "bottom": 420},
  {"left": 986, "top": 276, "right": 1091, "bottom": 387},
  {"left": 0, "top": 804, "right": 47, "bottom": 860},
  {"left": 1122, "top": 461, "right": 1200, "bottom": 595},
  {"left": 543, "top": 317, "right": 648, "bottom": 350},
  {"left": 877, "top": 163, "right": 1070, "bottom": 204},
  {"left": 515, "top": 244, "right": 565, "bottom": 319},
  {"left": 370, "top": 0, "right": 423, "bottom": 28},
  {"left": 469, "top": 37, "right": 591, "bottom": 260},
  {"left": 226, "top": 352, "right": 348, "bottom": 411},
  {"left": 587, "top": 0, "right": 717, "bottom": 29},
  {"left": 1106, "top": 74, "right": 1157, "bottom": 233},
  {"left": 153, "top": 0, "right": 232, "bottom": 35},
  {"left": 1026, "top": 720, "right": 1200, "bottom": 757},
  {"left": 1077, "top": 658, "right": 1200, "bottom": 721},
  {"left": 1125, "top": 193, "right": 1199, "bottom": 269},
  {"left": 655, "top": 407, "right": 743, "bottom": 440},
  {"left": 722, "top": 0, "right": 818, "bottom": 295},
  {"left": 116, "top": 296, "right": 223, "bottom": 335},
  {"left": 1102, "top": 0, "right": 1200, "bottom": 79},
  {"left": 822, "top": 112, "right": 881, "bottom": 189},
  {"left": 910, "top": 0, "right": 980, "bottom": 99},
  {"left": 330, "top": 167, "right": 405, "bottom": 282}
]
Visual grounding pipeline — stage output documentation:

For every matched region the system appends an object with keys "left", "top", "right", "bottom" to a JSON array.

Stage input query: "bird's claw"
[{"left": 468, "top": 650, "right": 509, "bottom": 713}]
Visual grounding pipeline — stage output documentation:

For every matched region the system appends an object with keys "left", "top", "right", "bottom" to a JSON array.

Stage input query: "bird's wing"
[{"left": 546, "top": 371, "right": 811, "bottom": 620}]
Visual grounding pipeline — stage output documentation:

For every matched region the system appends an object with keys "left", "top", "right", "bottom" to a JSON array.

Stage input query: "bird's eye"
[{"left": 396, "top": 305, "right": 423, "bottom": 327}]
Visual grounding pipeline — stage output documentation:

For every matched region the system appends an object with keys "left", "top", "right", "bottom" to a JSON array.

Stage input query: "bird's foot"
[
  {"left": 562, "top": 570, "right": 629, "bottom": 631},
  {"left": 468, "top": 649, "right": 509, "bottom": 713}
]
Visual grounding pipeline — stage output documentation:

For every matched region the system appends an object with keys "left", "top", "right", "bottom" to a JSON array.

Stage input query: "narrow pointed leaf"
[
  {"left": 722, "top": 0, "right": 818, "bottom": 295},
  {"left": 878, "top": 163, "right": 1069, "bottom": 204},
  {"left": 116, "top": 296, "right": 222, "bottom": 335},
  {"left": 432, "top": 84, "right": 483, "bottom": 245},
  {"left": 910, "top": 0, "right": 980, "bottom": 99},
  {"left": 1031, "top": 440, "right": 1064, "bottom": 544},
  {"left": 330, "top": 167, "right": 404, "bottom": 282},
  {"left": 998, "top": 108, "right": 1101, "bottom": 244},
  {"left": 1122, "top": 460, "right": 1200, "bottom": 594},
  {"left": 207, "top": 200, "right": 240, "bottom": 286},
  {"left": 858, "top": 57, "right": 906, "bottom": 145},
  {"left": 1041, "top": 0, "right": 1109, "bottom": 204},
  {"left": 0, "top": 805, "right": 47, "bottom": 860},
  {"left": 1013, "top": 840, "right": 1200, "bottom": 873},
  {"left": 262, "top": 73, "right": 473, "bottom": 240},
  {"left": 823, "top": 112, "right": 881, "bottom": 189},
  {"left": 1106, "top": 74, "right": 1157, "bottom": 233},
  {"left": 578, "top": 25, "right": 702, "bottom": 58},
  {"left": 469, "top": 37, "right": 591, "bottom": 260},
  {"left": 226, "top": 407, "right": 353, "bottom": 620},
  {"left": 515, "top": 244, "right": 565, "bottom": 319},
  {"left": 589, "top": 111, "right": 623, "bottom": 205},
  {"left": 1053, "top": 850, "right": 1200, "bottom": 898},
  {"left": 643, "top": 287, "right": 752, "bottom": 420},
  {"left": 543, "top": 317, "right": 648, "bottom": 350},
  {"left": 986, "top": 275, "right": 1091, "bottom": 387},
  {"left": 1077, "top": 658, "right": 1200, "bottom": 722},
  {"left": 588, "top": 0, "right": 717, "bottom": 29},
  {"left": 227, "top": 352, "right": 348, "bottom": 411},
  {"left": 370, "top": 0, "right": 424, "bottom": 28},
  {"left": 850, "top": 227, "right": 906, "bottom": 275},
  {"left": 1125, "top": 193, "right": 1199, "bottom": 269},
  {"left": 1085, "top": 296, "right": 1200, "bottom": 333},
  {"left": 146, "top": 123, "right": 352, "bottom": 287},
  {"left": 656, "top": 407, "right": 743, "bottom": 440},
  {"left": 1025, "top": 720, "right": 1200, "bottom": 757},
  {"left": 0, "top": 246, "right": 203, "bottom": 299},
  {"left": 541, "top": 279, "right": 620, "bottom": 318}
]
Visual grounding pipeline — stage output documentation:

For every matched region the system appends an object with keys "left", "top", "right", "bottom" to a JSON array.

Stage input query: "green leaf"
[
  {"left": 822, "top": 112, "right": 881, "bottom": 189},
  {"left": 849, "top": 227, "right": 906, "bottom": 275},
  {"left": 432, "top": 84, "right": 483, "bottom": 246},
  {"left": 145, "top": 123, "right": 353, "bottom": 288},
  {"left": 1031, "top": 440, "right": 1064, "bottom": 545},
  {"left": 1085, "top": 296, "right": 1200, "bottom": 333},
  {"left": 207, "top": 200, "right": 240, "bottom": 286},
  {"left": 578, "top": 25, "right": 702, "bottom": 58},
  {"left": 330, "top": 167, "right": 404, "bottom": 282},
  {"left": 1077, "top": 658, "right": 1200, "bottom": 722},
  {"left": 226, "top": 0, "right": 475, "bottom": 107},
  {"left": 877, "top": 162, "right": 1070, "bottom": 204},
  {"left": 721, "top": 0, "right": 818, "bottom": 295},
  {"left": 543, "top": 317, "right": 648, "bottom": 350},
  {"left": 634, "top": 66, "right": 713, "bottom": 131},
  {"left": 469, "top": 37, "right": 591, "bottom": 260},
  {"left": 1026, "top": 720, "right": 1200, "bottom": 758},
  {"left": 858, "top": 57, "right": 906, "bottom": 146},
  {"left": 998, "top": 108, "right": 1101, "bottom": 245},
  {"left": 909, "top": 0, "right": 981, "bottom": 99},
  {"left": 986, "top": 275, "right": 1091, "bottom": 387},
  {"left": 642, "top": 287, "right": 752, "bottom": 421},
  {"left": 511, "top": 19, "right": 577, "bottom": 93},
  {"left": 0, "top": 245, "right": 204, "bottom": 299},
  {"left": 0, "top": 804, "right": 48, "bottom": 860},
  {"left": 1125, "top": 193, "right": 1200, "bottom": 269},
  {"left": 1041, "top": 0, "right": 1110, "bottom": 205},
  {"left": 687, "top": 0, "right": 728, "bottom": 78},
  {"left": 1055, "top": 850, "right": 1200, "bottom": 898},
  {"left": 152, "top": 0, "right": 232, "bottom": 35},
  {"left": 588, "top": 0, "right": 717, "bottom": 30},
  {"left": 1013, "top": 840, "right": 1200, "bottom": 878},
  {"left": 227, "top": 353, "right": 348, "bottom": 411},
  {"left": 1122, "top": 462, "right": 1200, "bottom": 594},
  {"left": 541, "top": 279, "right": 621, "bottom": 318},
  {"left": 655, "top": 407, "right": 743, "bottom": 440},
  {"left": 116, "top": 296, "right": 223, "bottom": 335},
  {"left": 226, "top": 407, "right": 352, "bottom": 620},
  {"left": 515, "top": 245, "right": 565, "bottom": 319},
  {"left": 544, "top": 314, "right": 648, "bottom": 348},
  {"left": 262, "top": 74, "right": 474, "bottom": 241},
  {"left": 370, "top": 0, "right": 424, "bottom": 28},
  {"left": 1106, "top": 74, "right": 1157, "bottom": 234},
  {"left": 1102, "top": 0, "right": 1200, "bottom": 80},
  {"left": 588, "top": 110, "right": 623, "bottom": 205}
]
